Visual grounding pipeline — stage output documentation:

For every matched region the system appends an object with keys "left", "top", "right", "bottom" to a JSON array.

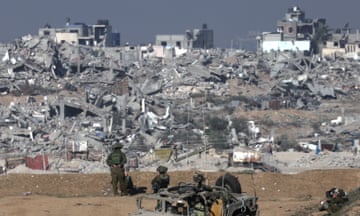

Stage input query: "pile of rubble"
[
  {"left": 0, "top": 35, "right": 360, "bottom": 173},
  {"left": 261, "top": 151, "right": 360, "bottom": 173}
]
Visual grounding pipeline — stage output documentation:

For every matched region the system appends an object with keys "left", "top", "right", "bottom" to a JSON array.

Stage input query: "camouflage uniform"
[
  {"left": 151, "top": 165, "right": 170, "bottom": 193},
  {"left": 106, "top": 143, "right": 127, "bottom": 196}
]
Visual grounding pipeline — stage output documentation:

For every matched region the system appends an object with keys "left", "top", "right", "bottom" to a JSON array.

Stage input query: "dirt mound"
[{"left": 0, "top": 169, "right": 359, "bottom": 215}]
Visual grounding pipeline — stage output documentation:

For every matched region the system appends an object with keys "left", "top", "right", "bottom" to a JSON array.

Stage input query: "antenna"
[
  {"left": 251, "top": 172, "right": 257, "bottom": 197},
  {"left": 65, "top": 17, "right": 71, "bottom": 26}
]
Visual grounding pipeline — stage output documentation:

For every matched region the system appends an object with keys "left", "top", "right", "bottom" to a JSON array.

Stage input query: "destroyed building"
[
  {"left": 257, "top": 6, "right": 326, "bottom": 54},
  {"left": 39, "top": 18, "right": 120, "bottom": 47},
  {"left": 321, "top": 25, "right": 360, "bottom": 60},
  {"left": 155, "top": 23, "right": 214, "bottom": 49},
  {"left": 257, "top": 6, "right": 360, "bottom": 61},
  {"left": 0, "top": 7, "right": 360, "bottom": 174}
]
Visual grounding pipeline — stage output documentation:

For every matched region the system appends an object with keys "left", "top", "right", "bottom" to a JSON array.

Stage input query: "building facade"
[
  {"left": 38, "top": 19, "right": 120, "bottom": 47},
  {"left": 155, "top": 23, "right": 214, "bottom": 49},
  {"left": 257, "top": 6, "right": 326, "bottom": 53},
  {"left": 322, "top": 30, "right": 360, "bottom": 59}
]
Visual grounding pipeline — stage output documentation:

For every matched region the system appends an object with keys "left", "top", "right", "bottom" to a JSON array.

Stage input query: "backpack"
[
  {"left": 126, "top": 176, "right": 134, "bottom": 190},
  {"left": 159, "top": 174, "right": 170, "bottom": 188},
  {"left": 152, "top": 174, "right": 169, "bottom": 193},
  {"left": 111, "top": 152, "right": 123, "bottom": 164}
]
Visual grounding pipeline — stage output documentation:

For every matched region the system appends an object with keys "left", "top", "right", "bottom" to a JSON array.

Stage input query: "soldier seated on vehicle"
[
  {"left": 193, "top": 173, "right": 211, "bottom": 192},
  {"left": 151, "top": 165, "right": 170, "bottom": 193}
]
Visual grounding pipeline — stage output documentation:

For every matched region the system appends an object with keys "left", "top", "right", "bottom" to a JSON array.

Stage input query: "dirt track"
[{"left": 0, "top": 169, "right": 359, "bottom": 216}]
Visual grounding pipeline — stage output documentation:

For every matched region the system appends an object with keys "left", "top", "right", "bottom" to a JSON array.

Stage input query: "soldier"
[
  {"left": 106, "top": 142, "right": 127, "bottom": 196},
  {"left": 151, "top": 165, "right": 170, "bottom": 193},
  {"left": 124, "top": 167, "right": 134, "bottom": 195}
]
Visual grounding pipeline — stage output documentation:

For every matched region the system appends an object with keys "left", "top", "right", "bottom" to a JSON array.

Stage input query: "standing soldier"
[
  {"left": 106, "top": 142, "right": 127, "bottom": 196},
  {"left": 151, "top": 165, "right": 170, "bottom": 193}
]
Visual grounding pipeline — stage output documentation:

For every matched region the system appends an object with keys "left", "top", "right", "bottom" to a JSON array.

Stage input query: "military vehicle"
[
  {"left": 228, "top": 146, "right": 278, "bottom": 173},
  {"left": 319, "top": 187, "right": 348, "bottom": 213},
  {"left": 228, "top": 146, "right": 261, "bottom": 166},
  {"left": 130, "top": 173, "right": 259, "bottom": 216}
]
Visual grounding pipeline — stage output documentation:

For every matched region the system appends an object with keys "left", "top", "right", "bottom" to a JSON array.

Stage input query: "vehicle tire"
[
  {"left": 231, "top": 209, "right": 253, "bottom": 216},
  {"left": 232, "top": 208, "right": 258, "bottom": 216},
  {"left": 215, "top": 173, "right": 242, "bottom": 193}
]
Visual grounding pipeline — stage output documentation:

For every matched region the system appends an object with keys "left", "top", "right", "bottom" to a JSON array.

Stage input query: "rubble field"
[
  {"left": 1, "top": 33, "right": 360, "bottom": 215},
  {"left": 0, "top": 169, "right": 360, "bottom": 216},
  {"left": 1, "top": 35, "right": 360, "bottom": 175}
]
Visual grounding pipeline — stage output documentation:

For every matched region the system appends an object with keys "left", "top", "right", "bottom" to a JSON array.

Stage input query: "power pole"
[
  {"left": 186, "top": 101, "right": 190, "bottom": 166},
  {"left": 202, "top": 108, "right": 207, "bottom": 169},
  {"left": 77, "top": 44, "right": 80, "bottom": 74}
]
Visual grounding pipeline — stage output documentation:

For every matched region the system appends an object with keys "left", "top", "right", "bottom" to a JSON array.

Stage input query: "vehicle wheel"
[
  {"left": 232, "top": 209, "right": 258, "bottom": 216},
  {"left": 215, "top": 173, "right": 242, "bottom": 193}
]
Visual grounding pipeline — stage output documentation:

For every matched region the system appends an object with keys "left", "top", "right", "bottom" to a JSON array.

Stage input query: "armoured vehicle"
[{"left": 131, "top": 173, "right": 259, "bottom": 216}]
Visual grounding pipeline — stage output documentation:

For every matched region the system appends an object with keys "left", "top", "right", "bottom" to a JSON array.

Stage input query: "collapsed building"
[
  {"left": 1, "top": 7, "right": 360, "bottom": 173},
  {"left": 38, "top": 18, "right": 120, "bottom": 47},
  {"left": 257, "top": 6, "right": 326, "bottom": 54},
  {"left": 155, "top": 23, "right": 214, "bottom": 50}
]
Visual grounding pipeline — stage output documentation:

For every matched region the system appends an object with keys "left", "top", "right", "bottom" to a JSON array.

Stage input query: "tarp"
[{"left": 25, "top": 154, "right": 49, "bottom": 170}]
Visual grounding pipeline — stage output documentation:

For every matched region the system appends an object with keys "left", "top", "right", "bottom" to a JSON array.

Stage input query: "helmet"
[
  {"left": 156, "top": 165, "right": 168, "bottom": 174},
  {"left": 193, "top": 173, "right": 205, "bottom": 184},
  {"left": 112, "top": 143, "right": 123, "bottom": 149}
]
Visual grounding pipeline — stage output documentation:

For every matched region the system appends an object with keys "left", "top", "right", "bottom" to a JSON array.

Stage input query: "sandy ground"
[{"left": 0, "top": 169, "right": 359, "bottom": 216}]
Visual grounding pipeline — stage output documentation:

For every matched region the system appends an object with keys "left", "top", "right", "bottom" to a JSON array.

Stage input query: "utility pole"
[
  {"left": 202, "top": 108, "right": 207, "bottom": 169},
  {"left": 42, "top": 148, "right": 46, "bottom": 172},
  {"left": 77, "top": 44, "right": 80, "bottom": 74},
  {"left": 186, "top": 101, "right": 190, "bottom": 166}
]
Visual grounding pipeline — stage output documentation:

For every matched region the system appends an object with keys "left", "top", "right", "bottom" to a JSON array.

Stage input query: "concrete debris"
[{"left": 0, "top": 35, "right": 359, "bottom": 174}]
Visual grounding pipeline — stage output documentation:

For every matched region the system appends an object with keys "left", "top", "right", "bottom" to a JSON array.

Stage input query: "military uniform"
[
  {"left": 151, "top": 165, "right": 170, "bottom": 193},
  {"left": 106, "top": 143, "right": 127, "bottom": 196}
]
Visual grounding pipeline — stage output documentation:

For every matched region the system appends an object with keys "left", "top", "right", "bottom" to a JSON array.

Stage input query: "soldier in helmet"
[
  {"left": 151, "top": 165, "right": 170, "bottom": 193},
  {"left": 106, "top": 142, "right": 127, "bottom": 196},
  {"left": 193, "top": 173, "right": 211, "bottom": 192}
]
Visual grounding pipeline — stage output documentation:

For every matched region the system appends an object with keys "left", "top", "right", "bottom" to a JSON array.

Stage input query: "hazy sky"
[{"left": 1, "top": 0, "right": 360, "bottom": 48}]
